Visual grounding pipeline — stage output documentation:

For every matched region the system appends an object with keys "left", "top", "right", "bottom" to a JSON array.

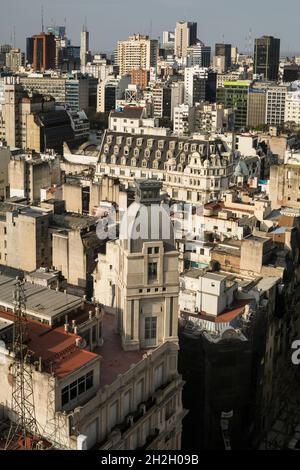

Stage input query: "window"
[
  {"left": 148, "top": 261, "right": 157, "bottom": 282},
  {"left": 154, "top": 363, "right": 163, "bottom": 390},
  {"left": 145, "top": 317, "right": 157, "bottom": 340},
  {"left": 110, "top": 401, "right": 118, "bottom": 429},
  {"left": 61, "top": 370, "right": 94, "bottom": 407}
]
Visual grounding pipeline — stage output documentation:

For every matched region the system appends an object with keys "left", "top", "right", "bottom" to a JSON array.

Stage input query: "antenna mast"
[
  {"left": 41, "top": 5, "right": 44, "bottom": 33},
  {"left": 5, "top": 279, "right": 40, "bottom": 450}
]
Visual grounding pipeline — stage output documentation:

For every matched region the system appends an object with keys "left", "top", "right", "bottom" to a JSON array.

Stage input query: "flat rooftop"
[
  {"left": 0, "top": 310, "right": 98, "bottom": 379},
  {"left": 0, "top": 274, "right": 81, "bottom": 323},
  {"left": 95, "top": 313, "right": 150, "bottom": 387}
]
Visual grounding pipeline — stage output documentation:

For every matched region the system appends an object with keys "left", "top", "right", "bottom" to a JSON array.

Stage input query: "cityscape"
[{"left": 0, "top": 0, "right": 300, "bottom": 455}]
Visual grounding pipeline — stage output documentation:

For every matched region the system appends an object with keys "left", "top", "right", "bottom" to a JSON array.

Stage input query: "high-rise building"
[
  {"left": 285, "top": 88, "right": 300, "bottom": 125},
  {"left": 5, "top": 48, "right": 24, "bottom": 72},
  {"left": 187, "top": 42, "right": 211, "bottom": 67},
  {"left": 47, "top": 25, "right": 66, "bottom": 38},
  {"left": 80, "top": 25, "right": 89, "bottom": 67},
  {"left": 117, "top": 34, "right": 158, "bottom": 76},
  {"left": 174, "top": 21, "right": 197, "bottom": 59},
  {"left": 217, "top": 81, "right": 251, "bottom": 130},
  {"left": 247, "top": 83, "right": 267, "bottom": 128},
  {"left": 265, "top": 85, "right": 288, "bottom": 126},
  {"left": 130, "top": 68, "right": 150, "bottom": 90},
  {"left": 32, "top": 32, "right": 56, "bottom": 71},
  {"left": 215, "top": 43, "right": 232, "bottom": 71},
  {"left": 254, "top": 36, "right": 280, "bottom": 81},
  {"left": 184, "top": 66, "right": 217, "bottom": 106},
  {"left": 26, "top": 37, "right": 34, "bottom": 64}
]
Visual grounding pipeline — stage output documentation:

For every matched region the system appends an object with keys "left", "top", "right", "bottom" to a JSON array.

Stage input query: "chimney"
[
  {"left": 64, "top": 323, "right": 69, "bottom": 333},
  {"left": 89, "top": 310, "right": 93, "bottom": 320},
  {"left": 39, "top": 357, "right": 42, "bottom": 372}
]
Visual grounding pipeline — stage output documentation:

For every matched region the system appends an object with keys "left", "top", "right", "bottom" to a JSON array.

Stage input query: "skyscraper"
[
  {"left": 32, "top": 32, "right": 56, "bottom": 72},
  {"left": 80, "top": 25, "right": 89, "bottom": 67},
  {"left": 174, "top": 21, "right": 197, "bottom": 59},
  {"left": 254, "top": 36, "right": 280, "bottom": 81},
  {"left": 215, "top": 43, "right": 232, "bottom": 71}
]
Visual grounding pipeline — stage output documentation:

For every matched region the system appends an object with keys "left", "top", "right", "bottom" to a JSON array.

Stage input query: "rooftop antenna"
[
  {"left": 248, "top": 27, "right": 253, "bottom": 56},
  {"left": 5, "top": 279, "right": 40, "bottom": 450},
  {"left": 222, "top": 33, "right": 225, "bottom": 44},
  {"left": 13, "top": 26, "right": 16, "bottom": 48},
  {"left": 149, "top": 19, "right": 152, "bottom": 38},
  {"left": 64, "top": 17, "right": 67, "bottom": 37},
  {"left": 41, "top": 5, "right": 44, "bottom": 33}
]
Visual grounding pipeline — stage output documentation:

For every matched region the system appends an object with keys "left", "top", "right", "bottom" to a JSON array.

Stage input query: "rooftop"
[
  {"left": 95, "top": 313, "right": 150, "bottom": 387},
  {"left": 0, "top": 274, "right": 81, "bottom": 323},
  {"left": 0, "top": 310, "right": 98, "bottom": 379},
  {"left": 110, "top": 107, "right": 144, "bottom": 120}
]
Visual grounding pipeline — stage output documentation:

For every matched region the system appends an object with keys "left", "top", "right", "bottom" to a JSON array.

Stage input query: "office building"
[
  {"left": 217, "top": 81, "right": 251, "bottom": 130},
  {"left": 80, "top": 25, "right": 90, "bottom": 67},
  {"left": 254, "top": 36, "right": 280, "bottom": 80},
  {"left": 187, "top": 42, "right": 211, "bottom": 68},
  {"left": 97, "top": 75, "right": 131, "bottom": 113},
  {"left": 32, "top": 32, "right": 56, "bottom": 72},
  {"left": 265, "top": 85, "right": 288, "bottom": 126},
  {"left": 215, "top": 43, "right": 232, "bottom": 71},
  {"left": 174, "top": 21, "right": 197, "bottom": 59},
  {"left": 247, "top": 83, "right": 268, "bottom": 128},
  {"left": 184, "top": 66, "right": 217, "bottom": 106}
]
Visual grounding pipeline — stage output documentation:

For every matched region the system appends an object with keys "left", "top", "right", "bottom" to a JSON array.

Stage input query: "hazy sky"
[{"left": 1, "top": 0, "right": 300, "bottom": 55}]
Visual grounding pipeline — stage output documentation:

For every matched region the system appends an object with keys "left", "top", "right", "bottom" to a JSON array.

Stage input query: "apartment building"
[
  {"left": 117, "top": 35, "right": 158, "bottom": 76},
  {"left": 8, "top": 149, "right": 61, "bottom": 202},
  {"left": 265, "top": 85, "right": 288, "bottom": 126}
]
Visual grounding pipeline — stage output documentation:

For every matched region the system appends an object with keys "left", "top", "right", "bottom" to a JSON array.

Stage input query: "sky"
[{"left": 1, "top": 0, "right": 300, "bottom": 55}]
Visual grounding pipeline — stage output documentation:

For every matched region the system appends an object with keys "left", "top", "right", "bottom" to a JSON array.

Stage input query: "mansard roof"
[{"left": 98, "top": 131, "right": 231, "bottom": 171}]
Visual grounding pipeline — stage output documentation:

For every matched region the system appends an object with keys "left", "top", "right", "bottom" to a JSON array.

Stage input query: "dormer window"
[
  {"left": 114, "top": 145, "right": 119, "bottom": 155},
  {"left": 104, "top": 144, "right": 109, "bottom": 154},
  {"left": 169, "top": 141, "right": 176, "bottom": 150},
  {"left": 184, "top": 143, "right": 189, "bottom": 152},
  {"left": 134, "top": 148, "right": 139, "bottom": 157},
  {"left": 107, "top": 136, "right": 112, "bottom": 144},
  {"left": 101, "top": 155, "right": 106, "bottom": 163},
  {"left": 144, "top": 149, "right": 150, "bottom": 158},
  {"left": 131, "top": 158, "right": 137, "bottom": 167},
  {"left": 142, "top": 159, "right": 147, "bottom": 168},
  {"left": 158, "top": 140, "right": 164, "bottom": 149},
  {"left": 147, "top": 139, "right": 153, "bottom": 148},
  {"left": 116, "top": 136, "right": 123, "bottom": 145},
  {"left": 111, "top": 156, "right": 116, "bottom": 164},
  {"left": 121, "top": 157, "right": 126, "bottom": 165},
  {"left": 137, "top": 138, "right": 143, "bottom": 146},
  {"left": 155, "top": 150, "right": 161, "bottom": 159},
  {"left": 126, "top": 137, "right": 133, "bottom": 146},
  {"left": 191, "top": 144, "right": 197, "bottom": 152}
]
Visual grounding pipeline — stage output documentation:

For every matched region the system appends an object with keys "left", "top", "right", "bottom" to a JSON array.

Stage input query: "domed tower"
[{"left": 116, "top": 179, "right": 179, "bottom": 351}]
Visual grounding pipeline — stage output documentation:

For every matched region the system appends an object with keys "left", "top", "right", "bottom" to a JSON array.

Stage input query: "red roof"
[{"left": 0, "top": 310, "right": 98, "bottom": 379}]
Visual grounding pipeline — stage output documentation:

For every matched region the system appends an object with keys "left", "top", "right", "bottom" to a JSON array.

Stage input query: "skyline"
[{"left": 1, "top": 0, "right": 300, "bottom": 55}]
